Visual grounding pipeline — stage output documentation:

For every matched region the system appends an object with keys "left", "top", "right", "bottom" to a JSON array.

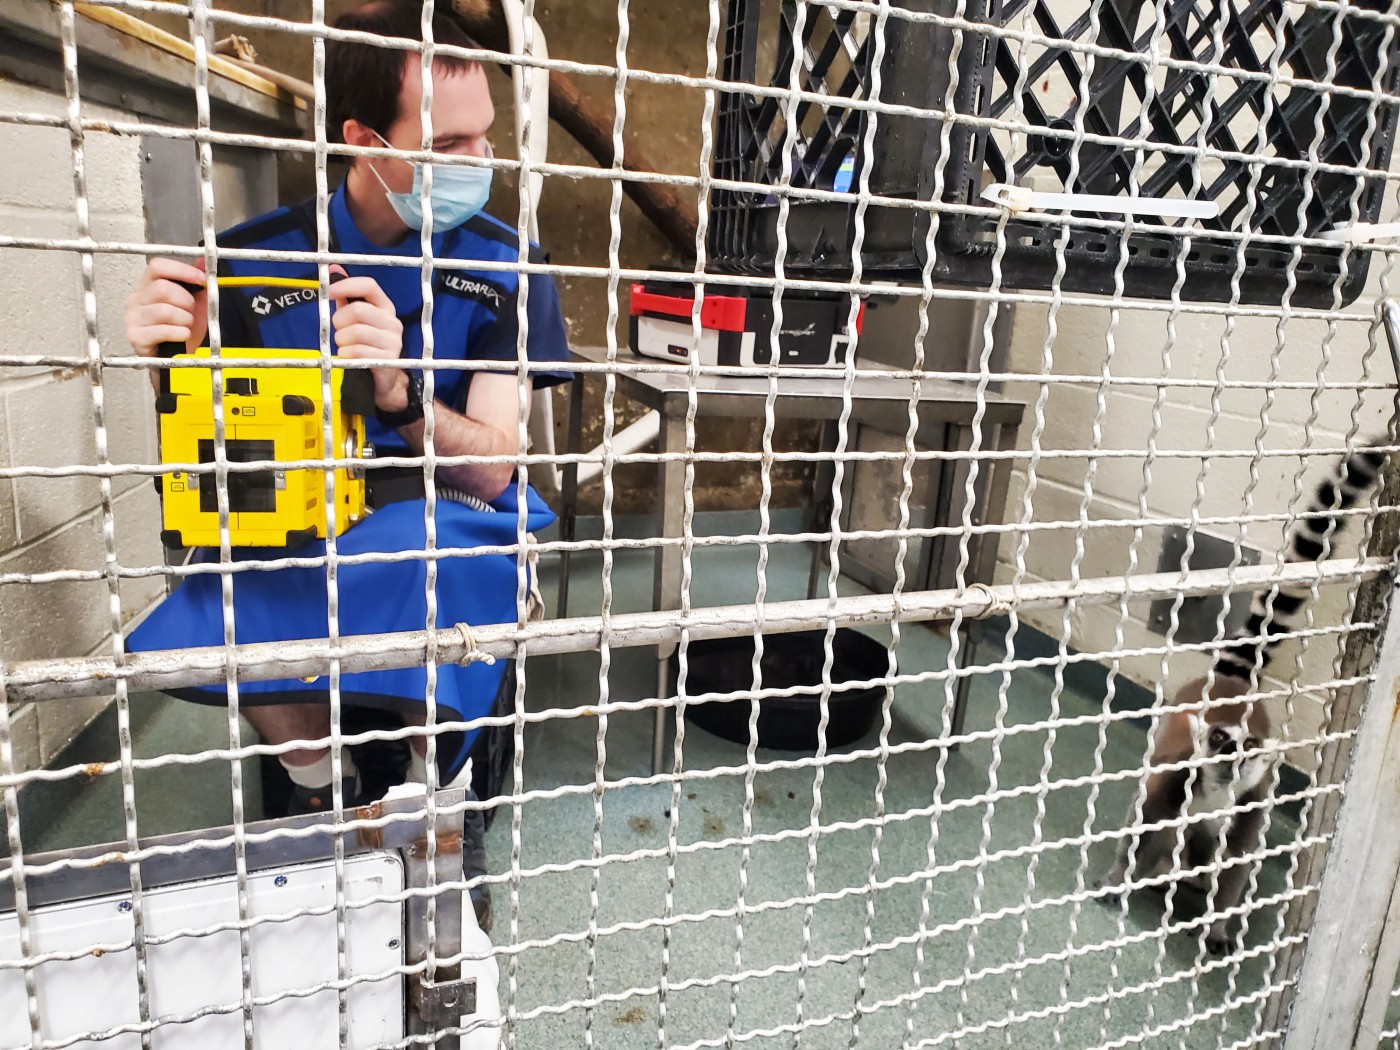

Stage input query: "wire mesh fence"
[{"left": 3, "top": 0, "right": 1400, "bottom": 1047}]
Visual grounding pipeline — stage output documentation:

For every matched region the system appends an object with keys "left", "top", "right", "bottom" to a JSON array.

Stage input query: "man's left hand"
[{"left": 329, "top": 274, "right": 408, "bottom": 410}]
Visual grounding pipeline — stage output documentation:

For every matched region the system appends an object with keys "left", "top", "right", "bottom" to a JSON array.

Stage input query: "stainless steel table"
[{"left": 556, "top": 345, "right": 1027, "bottom": 774}]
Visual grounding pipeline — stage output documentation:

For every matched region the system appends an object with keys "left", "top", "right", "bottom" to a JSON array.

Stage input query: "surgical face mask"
[{"left": 369, "top": 130, "right": 493, "bottom": 232}]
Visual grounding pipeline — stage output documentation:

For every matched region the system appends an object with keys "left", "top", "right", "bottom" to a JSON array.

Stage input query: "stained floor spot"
[{"left": 614, "top": 1006, "right": 648, "bottom": 1026}]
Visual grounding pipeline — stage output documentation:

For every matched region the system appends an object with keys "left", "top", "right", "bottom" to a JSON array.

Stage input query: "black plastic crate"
[{"left": 708, "top": 0, "right": 1400, "bottom": 307}]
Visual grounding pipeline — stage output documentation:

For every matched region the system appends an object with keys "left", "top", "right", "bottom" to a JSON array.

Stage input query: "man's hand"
[
  {"left": 328, "top": 274, "right": 407, "bottom": 411},
  {"left": 124, "top": 258, "right": 208, "bottom": 358}
]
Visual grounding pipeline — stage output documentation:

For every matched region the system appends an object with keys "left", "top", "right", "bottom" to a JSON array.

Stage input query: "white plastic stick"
[
  {"left": 981, "top": 183, "right": 1220, "bottom": 221},
  {"left": 575, "top": 409, "right": 661, "bottom": 487},
  {"left": 1318, "top": 221, "right": 1400, "bottom": 244}
]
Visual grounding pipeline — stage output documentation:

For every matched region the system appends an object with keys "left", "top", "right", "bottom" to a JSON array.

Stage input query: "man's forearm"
[{"left": 395, "top": 400, "right": 520, "bottom": 501}]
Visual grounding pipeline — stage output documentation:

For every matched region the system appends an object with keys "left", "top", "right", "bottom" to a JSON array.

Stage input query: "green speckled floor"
[{"left": 12, "top": 511, "right": 1299, "bottom": 1049}]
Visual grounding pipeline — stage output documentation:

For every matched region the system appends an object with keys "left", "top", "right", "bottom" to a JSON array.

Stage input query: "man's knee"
[{"left": 243, "top": 703, "right": 333, "bottom": 749}]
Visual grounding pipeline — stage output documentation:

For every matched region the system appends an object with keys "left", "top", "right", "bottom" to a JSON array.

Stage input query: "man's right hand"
[{"left": 124, "top": 258, "right": 208, "bottom": 358}]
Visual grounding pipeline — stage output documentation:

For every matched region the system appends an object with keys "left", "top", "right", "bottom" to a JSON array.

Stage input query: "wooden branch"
[
  {"left": 449, "top": 0, "right": 699, "bottom": 258},
  {"left": 536, "top": 57, "right": 700, "bottom": 258},
  {"left": 213, "top": 39, "right": 322, "bottom": 105},
  {"left": 213, "top": 35, "right": 257, "bottom": 63}
]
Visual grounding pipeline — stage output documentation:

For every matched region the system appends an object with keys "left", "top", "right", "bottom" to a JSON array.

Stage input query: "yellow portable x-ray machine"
[{"left": 155, "top": 276, "right": 376, "bottom": 549}]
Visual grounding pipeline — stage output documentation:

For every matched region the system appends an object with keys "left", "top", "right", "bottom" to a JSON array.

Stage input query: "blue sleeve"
[{"left": 472, "top": 271, "right": 573, "bottom": 389}]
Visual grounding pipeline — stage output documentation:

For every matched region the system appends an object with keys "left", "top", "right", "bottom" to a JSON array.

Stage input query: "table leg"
[
  {"left": 806, "top": 420, "right": 840, "bottom": 600},
  {"left": 556, "top": 377, "right": 586, "bottom": 619},
  {"left": 653, "top": 410, "right": 687, "bottom": 775},
  {"left": 949, "top": 421, "right": 1019, "bottom": 740},
  {"left": 946, "top": 423, "right": 980, "bottom": 741},
  {"left": 972, "top": 421, "right": 1017, "bottom": 596}
]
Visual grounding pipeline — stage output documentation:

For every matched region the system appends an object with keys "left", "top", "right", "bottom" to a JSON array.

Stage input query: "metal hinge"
[{"left": 412, "top": 969, "right": 478, "bottom": 1025}]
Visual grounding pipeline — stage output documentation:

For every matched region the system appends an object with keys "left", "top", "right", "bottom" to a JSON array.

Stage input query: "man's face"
[{"left": 373, "top": 58, "right": 495, "bottom": 195}]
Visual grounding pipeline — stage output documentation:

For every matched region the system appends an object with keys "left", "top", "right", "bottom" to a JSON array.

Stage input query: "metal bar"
[
  {"left": 1279, "top": 572, "right": 1400, "bottom": 1050},
  {"left": 1385, "top": 299, "right": 1400, "bottom": 368},
  {"left": 1261, "top": 293, "right": 1400, "bottom": 1038},
  {"left": 1324, "top": 298, "right": 1400, "bottom": 1047},
  {"left": 6, "top": 557, "right": 1385, "bottom": 705},
  {"left": 55, "top": 4, "right": 160, "bottom": 1043}
]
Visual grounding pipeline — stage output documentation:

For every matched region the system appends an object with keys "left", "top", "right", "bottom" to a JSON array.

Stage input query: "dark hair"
[{"left": 326, "top": 2, "right": 480, "bottom": 144}]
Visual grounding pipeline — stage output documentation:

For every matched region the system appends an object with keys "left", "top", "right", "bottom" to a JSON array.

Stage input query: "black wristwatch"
[{"left": 375, "top": 370, "right": 425, "bottom": 428}]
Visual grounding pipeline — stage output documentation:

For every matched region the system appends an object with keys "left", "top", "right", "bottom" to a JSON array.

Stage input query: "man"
[{"left": 123, "top": 1, "right": 571, "bottom": 921}]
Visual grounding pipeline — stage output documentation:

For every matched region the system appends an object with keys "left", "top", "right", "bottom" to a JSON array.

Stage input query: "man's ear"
[{"left": 342, "top": 119, "right": 373, "bottom": 149}]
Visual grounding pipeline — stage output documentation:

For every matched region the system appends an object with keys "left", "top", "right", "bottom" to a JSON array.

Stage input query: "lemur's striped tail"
[{"left": 1213, "top": 443, "right": 1388, "bottom": 685}]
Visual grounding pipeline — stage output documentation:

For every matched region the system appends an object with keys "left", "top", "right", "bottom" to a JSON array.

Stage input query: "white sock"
[
  {"left": 281, "top": 751, "right": 357, "bottom": 790},
  {"left": 407, "top": 747, "right": 430, "bottom": 786}
]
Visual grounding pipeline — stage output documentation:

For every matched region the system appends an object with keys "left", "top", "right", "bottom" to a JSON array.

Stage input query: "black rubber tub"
[{"left": 668, "top": 629, "right": 887, "bottom": 751}]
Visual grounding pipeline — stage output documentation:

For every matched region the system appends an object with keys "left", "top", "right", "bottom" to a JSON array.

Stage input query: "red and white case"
[{"left": 628, "top": 283, "right": 863, "bottom": 368}]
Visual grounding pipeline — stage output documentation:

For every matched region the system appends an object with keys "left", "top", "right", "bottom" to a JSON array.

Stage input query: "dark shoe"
[
  {"left": 286, "top": 775, "right": 362, "bottom": 817},
  {"left": 470, "top": 885, "right": 493, "bottom": 935},
  {"left": 461, "top": 793, "right": 491, "bottom": 934}
]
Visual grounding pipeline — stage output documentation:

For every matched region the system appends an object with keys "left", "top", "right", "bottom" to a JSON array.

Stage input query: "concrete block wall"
[
  {"left": 0, "top": 77, "right": 166, "bottom": 773},
  {"left": 989, "top": 283, "right": 1396, "bottom": 770},
  {"left": 973, "top": 0, "right": 1400, "bottom": 773}
]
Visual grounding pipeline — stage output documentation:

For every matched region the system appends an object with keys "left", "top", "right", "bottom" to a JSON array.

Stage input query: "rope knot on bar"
[
  {"left": 452, "top": 622, "right": 495, "bottom": 666},
  {"left": 963, "top": 582, "right": 1014, "bottom": 620}
]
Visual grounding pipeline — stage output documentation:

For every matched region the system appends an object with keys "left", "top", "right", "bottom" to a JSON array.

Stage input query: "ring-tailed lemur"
[{"left": 1099, "top": 443, "right": 1387, "bottom": 954}]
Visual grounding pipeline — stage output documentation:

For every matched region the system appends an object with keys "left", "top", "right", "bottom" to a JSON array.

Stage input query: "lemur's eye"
[
  {"left": 1208, "top": 728, "right": 1229, "bottom": 748},
  {"left": 1245, "top": 737, "right": 1261, "bottom": 752}
]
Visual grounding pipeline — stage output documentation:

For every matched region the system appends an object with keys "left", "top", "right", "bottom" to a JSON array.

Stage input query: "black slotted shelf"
[{"left": 707, "top": 0, "right": 1400, "bottom": 307}]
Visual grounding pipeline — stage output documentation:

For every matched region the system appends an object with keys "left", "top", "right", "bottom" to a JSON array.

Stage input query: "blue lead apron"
[{"left": 128, "top": 486, "right": 553, "bottom": 773}]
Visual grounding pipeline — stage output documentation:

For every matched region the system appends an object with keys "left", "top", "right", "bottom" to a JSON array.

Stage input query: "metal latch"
[{"left": 412, "top": 969, "right": 478, "bottom": 1024}]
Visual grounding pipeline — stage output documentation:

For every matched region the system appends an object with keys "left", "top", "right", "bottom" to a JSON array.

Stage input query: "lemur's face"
[{"left": 1203, "top": 720, "right": 1271, "bottom": 795}]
